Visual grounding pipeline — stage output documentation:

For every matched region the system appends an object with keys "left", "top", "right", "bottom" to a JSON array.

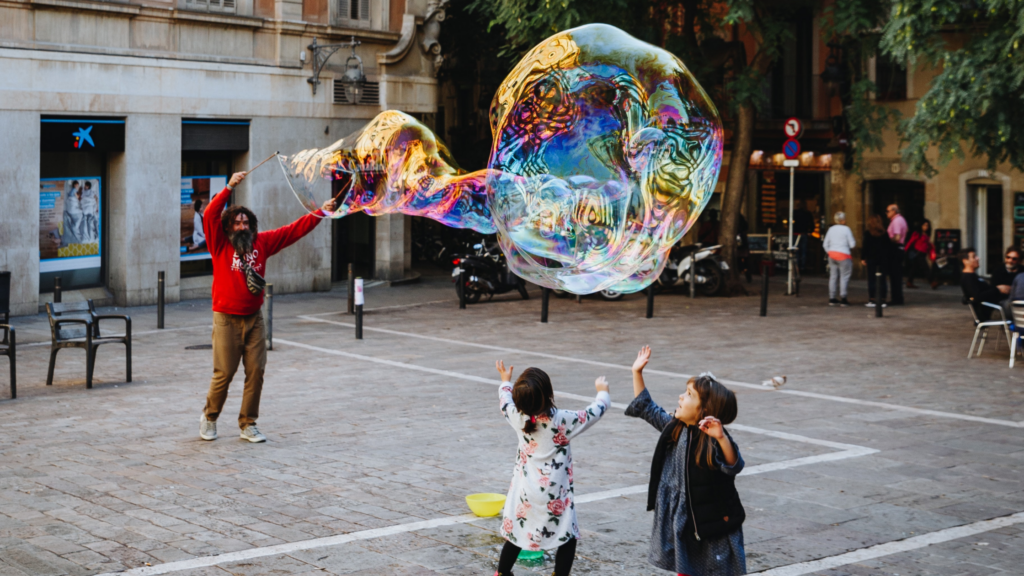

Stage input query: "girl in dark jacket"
[
  {"left": 625, "top": 346, "right": 746, "bottom": 576},
  {"left": 861, "top": 214, "right": 895, "bottom": 307}
]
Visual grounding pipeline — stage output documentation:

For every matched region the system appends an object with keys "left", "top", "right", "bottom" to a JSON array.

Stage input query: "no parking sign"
[{"left": 783, "top": 138, "right": 801, "bottom": 159}]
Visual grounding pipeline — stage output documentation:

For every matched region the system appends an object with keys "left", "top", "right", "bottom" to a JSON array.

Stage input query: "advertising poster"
[
  {"left": 181, "top": 176, "right": 226, "bottom": 261},
  {"left": 39, "top": 178, "right": 102, "bottom": 273}
]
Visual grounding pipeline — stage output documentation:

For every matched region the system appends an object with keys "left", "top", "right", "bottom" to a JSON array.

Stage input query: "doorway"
[
  {"left": 966, "top": 184, "right": 1004, "bottom": 276},
  {"left": 332, "top": 213, "right": 375, "bottom": 281}
]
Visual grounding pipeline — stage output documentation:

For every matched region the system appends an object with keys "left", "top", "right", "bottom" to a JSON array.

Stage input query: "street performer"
[{"left": 199, "top": 171, "right": 335, "bottom": 443}]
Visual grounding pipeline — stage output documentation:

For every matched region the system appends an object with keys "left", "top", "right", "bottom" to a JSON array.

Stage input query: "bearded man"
[{"left": 200, "top": 171, "right": 335, "bottom": 443}]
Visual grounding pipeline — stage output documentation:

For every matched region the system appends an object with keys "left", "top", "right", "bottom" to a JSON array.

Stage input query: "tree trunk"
[{"left": 719, "top": 102, "right": 755, "bottom": 293}]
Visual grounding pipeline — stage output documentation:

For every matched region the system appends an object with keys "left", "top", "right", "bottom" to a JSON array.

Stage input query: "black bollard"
[
  {"left": 266, "top": 283, "right": 273, "bottom": 350},
  {"left": 760, "top": 259, "right": 769, "bottom": 317},
  {"left": 646, "top": 285, "right": 655, "bottom": 319},
  {"left": 157, "top": 271, "right": 165, "bottom": 329},
  {"left": 54, "top": 276, "right": 62, "bottom": 303},
  {"left": 541, "top": 288, "right": 550, "bottom": 323},
  {"left": 458, "top": 268, "right": 467, "bottom": 309},
  {"left": 347, "top": 263, "right": 354, "bottom": 315},
  {"left": 355, "top": 277, "right": 364, "bottom": 339},
  {"left": 875, "top": 272, "right": 884, "bottom": 318}
]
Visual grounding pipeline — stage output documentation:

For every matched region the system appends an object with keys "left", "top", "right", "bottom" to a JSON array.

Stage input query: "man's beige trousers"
[{"left": 203, "top": 311, "right": 266, "bottom": 429}]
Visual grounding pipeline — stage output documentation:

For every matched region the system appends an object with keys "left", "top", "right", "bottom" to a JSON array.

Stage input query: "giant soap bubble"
[{"left": 280, "top": 24, "right": 723, "bottom": 294}]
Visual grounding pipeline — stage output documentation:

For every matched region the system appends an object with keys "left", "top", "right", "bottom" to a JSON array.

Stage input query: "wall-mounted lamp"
[{"left": 307, "top": 36, "right": 364, "bottom": 100}]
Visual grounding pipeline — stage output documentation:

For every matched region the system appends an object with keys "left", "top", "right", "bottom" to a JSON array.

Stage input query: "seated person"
[
  {"left": 960, "top": 248, "right": 1004, "bottom": 320},
  {"left": 990, "top": 246, "right": 1022, "bottom": 295},
  {"left": 1004, "top": 273, "right": 1024, "bottom": 318}
]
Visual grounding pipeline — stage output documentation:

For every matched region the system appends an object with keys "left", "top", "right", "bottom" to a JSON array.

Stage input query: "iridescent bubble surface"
[{"left": 280, "top": 23, "right": 722, "bottom": 294}]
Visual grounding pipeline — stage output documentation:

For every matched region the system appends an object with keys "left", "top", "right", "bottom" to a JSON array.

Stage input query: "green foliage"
[
  {"left": 466, "top": 0, "right": 631, "bottom": 58},
  {"left": 881, "top": 0, "right": 1024, "bottom": 175}
]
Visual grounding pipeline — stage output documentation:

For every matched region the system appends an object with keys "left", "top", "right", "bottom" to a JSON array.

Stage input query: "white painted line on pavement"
[
  {"left": 751, "top": 511, "right": 1024, "bottom": 576},
  {"left": 296, "top": 316, "right": 1024, "bottom": 428},
  {"left": 90, "top": 339, "right": 886, "bottom": 576}
]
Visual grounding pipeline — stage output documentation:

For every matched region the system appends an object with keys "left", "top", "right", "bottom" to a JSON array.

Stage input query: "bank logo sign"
[{"left": 73, "top": 126, "right": 94, "bottom": 149}]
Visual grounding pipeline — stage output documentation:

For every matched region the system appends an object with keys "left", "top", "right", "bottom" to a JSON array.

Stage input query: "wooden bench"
[{"left": 45, "top": 300, "right": 131, "bottom": 389}]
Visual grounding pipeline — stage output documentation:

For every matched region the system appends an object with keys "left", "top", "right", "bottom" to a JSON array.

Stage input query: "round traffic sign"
[
  {"left": 784, "top": 117, "right": 803, "bottom": 138},
  {"left": 783, "top": 138, "right": 801, "bottom": 159}
]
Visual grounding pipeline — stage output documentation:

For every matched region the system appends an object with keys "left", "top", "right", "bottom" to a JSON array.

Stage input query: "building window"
[
  {"left": 875, "top": 54, "right": 907, "bottom": 101},
  {"left": 183, "top": 0, "right": 236, "bottom": 14},
  {"left": 339, "top": 0, "right": 370, "bottom": 26}
]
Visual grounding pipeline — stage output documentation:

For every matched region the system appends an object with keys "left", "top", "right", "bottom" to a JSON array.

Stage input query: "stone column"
[
  {"left": 108, "top": 114, "right": 181, "bottom": 307},
  {"left": 0, "top": 112, "right": 41, "bottom": 316},
  {"left": 375, "top": 213, "right": 408, "bottom": 281}
]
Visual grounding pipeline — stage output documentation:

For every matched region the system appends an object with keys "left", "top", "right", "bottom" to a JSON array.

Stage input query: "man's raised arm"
[{"left": 204, "top": 172, "right": 246, "bottom": 255}]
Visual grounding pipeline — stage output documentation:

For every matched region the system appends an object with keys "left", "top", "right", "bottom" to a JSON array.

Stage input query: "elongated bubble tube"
[{"left": 280, "top": 23, "right": 723, "bottom": 294}]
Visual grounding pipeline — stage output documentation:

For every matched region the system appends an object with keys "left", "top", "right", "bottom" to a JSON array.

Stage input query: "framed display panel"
[
  {"left": 181, "top": 176, "right": 227, "bottom": 262},
  {"left": 39, "top": 177, "right": 103, "bottom": 279}
]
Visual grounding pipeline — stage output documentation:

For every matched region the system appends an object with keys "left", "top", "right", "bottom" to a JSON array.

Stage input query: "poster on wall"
[
  {"left": 180, "top": 176, "right": 226, "bottom": 261},
  {"left": 39, "top": 178, "right": 102, "bottom": 273}
]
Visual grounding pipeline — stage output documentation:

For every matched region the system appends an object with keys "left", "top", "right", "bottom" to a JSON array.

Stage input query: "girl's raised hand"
[
  {"left": 698, "top": 416, "right": 726, "bottom": 440},
  {"left": 632, "top": 346, "right": 651, "bottom": 372},
  {"left": 496, "top": 360, "right": 514, "bottom": 382},
  {"left": 594, "top": 376, "right": 610, "bottom": 393}
]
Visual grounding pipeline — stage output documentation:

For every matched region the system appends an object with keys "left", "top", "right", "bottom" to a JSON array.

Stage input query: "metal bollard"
[
  {"left": 541, "top": 288, "right": 550, "bottom": 323},
  {"left": 875, "top": 272, "right": 884, "bottom": 318},
  {"left": 689, "top": 261, "right": 696, "bottom": 299},
  {"left": 760, "top": 259, "right": 770, "bottom": 317},
  {"left": 458, "top": 268, "right": 467, "bottom": 309},
  {"left": 646, "top": 285, "right": 655, "bottom": 319},
  {"left": 54, "top": 276, "right": 62, "bottom": 303},
  {"left": 266, "top": 283, "right": 273, "bottom": 350},
  {"left": 157, "top": 271, "right": 165, "bottom": 329},
  {"left": 347, "top": 263, "right": 354, "bottom": 315},
  {"left": 354, "top": 277, "right": 364, "bottom": 339}
]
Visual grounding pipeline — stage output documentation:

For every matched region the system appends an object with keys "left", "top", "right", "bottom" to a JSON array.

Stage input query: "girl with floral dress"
[
  {"left": 494, "top": 360, "right": 611, "bottom": 576},
  {"left": 625, "top": 346, "right": 747, "bottom": 576}
]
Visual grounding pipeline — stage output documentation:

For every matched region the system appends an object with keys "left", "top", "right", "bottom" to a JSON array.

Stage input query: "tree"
[{"left": 880, "top": 0, "right": 1024, "bottom": 176}]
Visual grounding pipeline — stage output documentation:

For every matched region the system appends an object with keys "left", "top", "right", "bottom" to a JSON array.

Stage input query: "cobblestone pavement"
[{"left": 1, "top": 271, "right": 1022, "bottom": 576}]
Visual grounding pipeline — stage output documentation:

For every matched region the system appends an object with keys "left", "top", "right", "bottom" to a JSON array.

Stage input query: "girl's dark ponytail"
[
  {"left": 690, "top": 373, "right": 738, "bottom": 468},
  {"left": 512, "top": 368, "right": 556, "bottom": 434}
]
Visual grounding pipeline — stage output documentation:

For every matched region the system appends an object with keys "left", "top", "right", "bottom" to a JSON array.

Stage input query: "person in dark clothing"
[
  {"left": 861, "top": 214, "right": 894, "bottom": 308},
  {"left": 698, "top": 209, "right": 720, "bottom": 246},
  {"left": 960, "top": 248, "right": 1005, "bottom": 321},
  {"left": 990, "top": 247, "right": 1022, "bottom": 294}
]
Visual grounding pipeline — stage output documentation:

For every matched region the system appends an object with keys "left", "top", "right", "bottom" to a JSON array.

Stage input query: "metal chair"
[
  {"left": 966, "top": 298, "right": 1012, "bottom": 358},
  {"left": 1009, "top": 301, "right": 1024, "bottom": 368},
  {"left": 45, "top": 300, "right": 131, "bottom": 389},
  {"left": 0, "top": 271, "right": 13, "bottom": 398}
]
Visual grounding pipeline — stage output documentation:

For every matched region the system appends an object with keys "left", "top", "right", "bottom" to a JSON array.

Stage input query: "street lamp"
[{"left": 307, "top": 36, "right": 365, "bottom": 101}]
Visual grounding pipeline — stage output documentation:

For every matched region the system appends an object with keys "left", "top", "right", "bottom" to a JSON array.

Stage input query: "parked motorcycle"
[
  {"left": 451, "top": 241, "right": 530, "bottom": 303},
  {"left": 658, "top": 242, "right": 726, "bottom": 296}
]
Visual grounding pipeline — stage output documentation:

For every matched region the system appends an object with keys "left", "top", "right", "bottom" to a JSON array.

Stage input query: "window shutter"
[{"left": 358, "top": 0, "right": 369, "bottom": 21}]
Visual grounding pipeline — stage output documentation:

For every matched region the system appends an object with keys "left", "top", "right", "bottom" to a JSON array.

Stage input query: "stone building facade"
[{"left": 0, "top": 0, "right": 446, "bottom": 315}]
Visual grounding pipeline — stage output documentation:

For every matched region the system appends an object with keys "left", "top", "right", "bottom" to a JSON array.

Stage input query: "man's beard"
[{"left": 229, "top": 229, "right": 254, "bottom": 256}]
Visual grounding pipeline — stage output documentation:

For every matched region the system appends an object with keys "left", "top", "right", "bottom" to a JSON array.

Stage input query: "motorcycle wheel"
[
  {"left": 551, "top": 289, "right": 571, "bottom": 299},
  {"left": 658, "top": 267, "right": 678, "bottom": 287},
  {"left": 455, "top": 277, "right": 484, "bottom": 304},
  {"left": 696, "top": 261, "right": 723, "bottom": 296},
  {"left": 598, "top": 289, "right": 624, "bottom": 301}
]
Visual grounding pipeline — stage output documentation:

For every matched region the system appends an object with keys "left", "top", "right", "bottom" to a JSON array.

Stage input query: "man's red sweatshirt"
[{"left": 204, "top": 186, "right": 324, "bottom": 316}]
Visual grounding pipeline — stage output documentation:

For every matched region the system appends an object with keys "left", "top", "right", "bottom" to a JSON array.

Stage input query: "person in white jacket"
[{"left": 822, "top": 212, "right": 857, "bottom": 306}]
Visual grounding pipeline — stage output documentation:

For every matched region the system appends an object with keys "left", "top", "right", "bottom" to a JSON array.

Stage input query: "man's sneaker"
[
  {"left": 200, "top": 414, "right": 217, "bottom": 441},
  {"left": 240, "top": 425, "right": 266, "bottom": 443},
  {"left": 865, "top": 301, "right": 877, "bottom": 308},
  {"left": 828, "top": 298, "right": 839, "bottom": 306},
  {"left": 840, "top": 298, "right": 850, "bottom": 307}
]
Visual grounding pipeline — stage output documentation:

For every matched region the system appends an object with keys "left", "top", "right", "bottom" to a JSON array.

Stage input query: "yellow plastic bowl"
[{"left": 465, "top": 493, "right": 506, "bottom": 517}]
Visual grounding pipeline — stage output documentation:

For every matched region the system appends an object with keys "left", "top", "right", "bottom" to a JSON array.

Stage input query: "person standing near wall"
[
  {"left": 885, "top": 204, "right": 908, "bottom": 305},
  {"left": 904, "top": 219, "right": 935, "bottom": 289},
  {"left": 822, "top": 211, "right": 856, "bottom": 306},
  {"left": 862, "top": 214, "right": 893, "bottom": 308},
  {"left": 199, "top": 171, "right": 335, "bottom": 443}
]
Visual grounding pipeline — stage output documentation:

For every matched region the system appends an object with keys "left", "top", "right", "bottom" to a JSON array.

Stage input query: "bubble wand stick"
[{"left": 245, "top": 151, "right": 280, "bottom": 176}]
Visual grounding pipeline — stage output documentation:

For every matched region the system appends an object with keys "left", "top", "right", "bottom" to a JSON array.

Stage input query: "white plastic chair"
[
  {"left": 1009, "top": 301, "right": 1024, "bottom": 367},
  {"left": 967, "top": 298, "right": 1011, "bottom": 358}
]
